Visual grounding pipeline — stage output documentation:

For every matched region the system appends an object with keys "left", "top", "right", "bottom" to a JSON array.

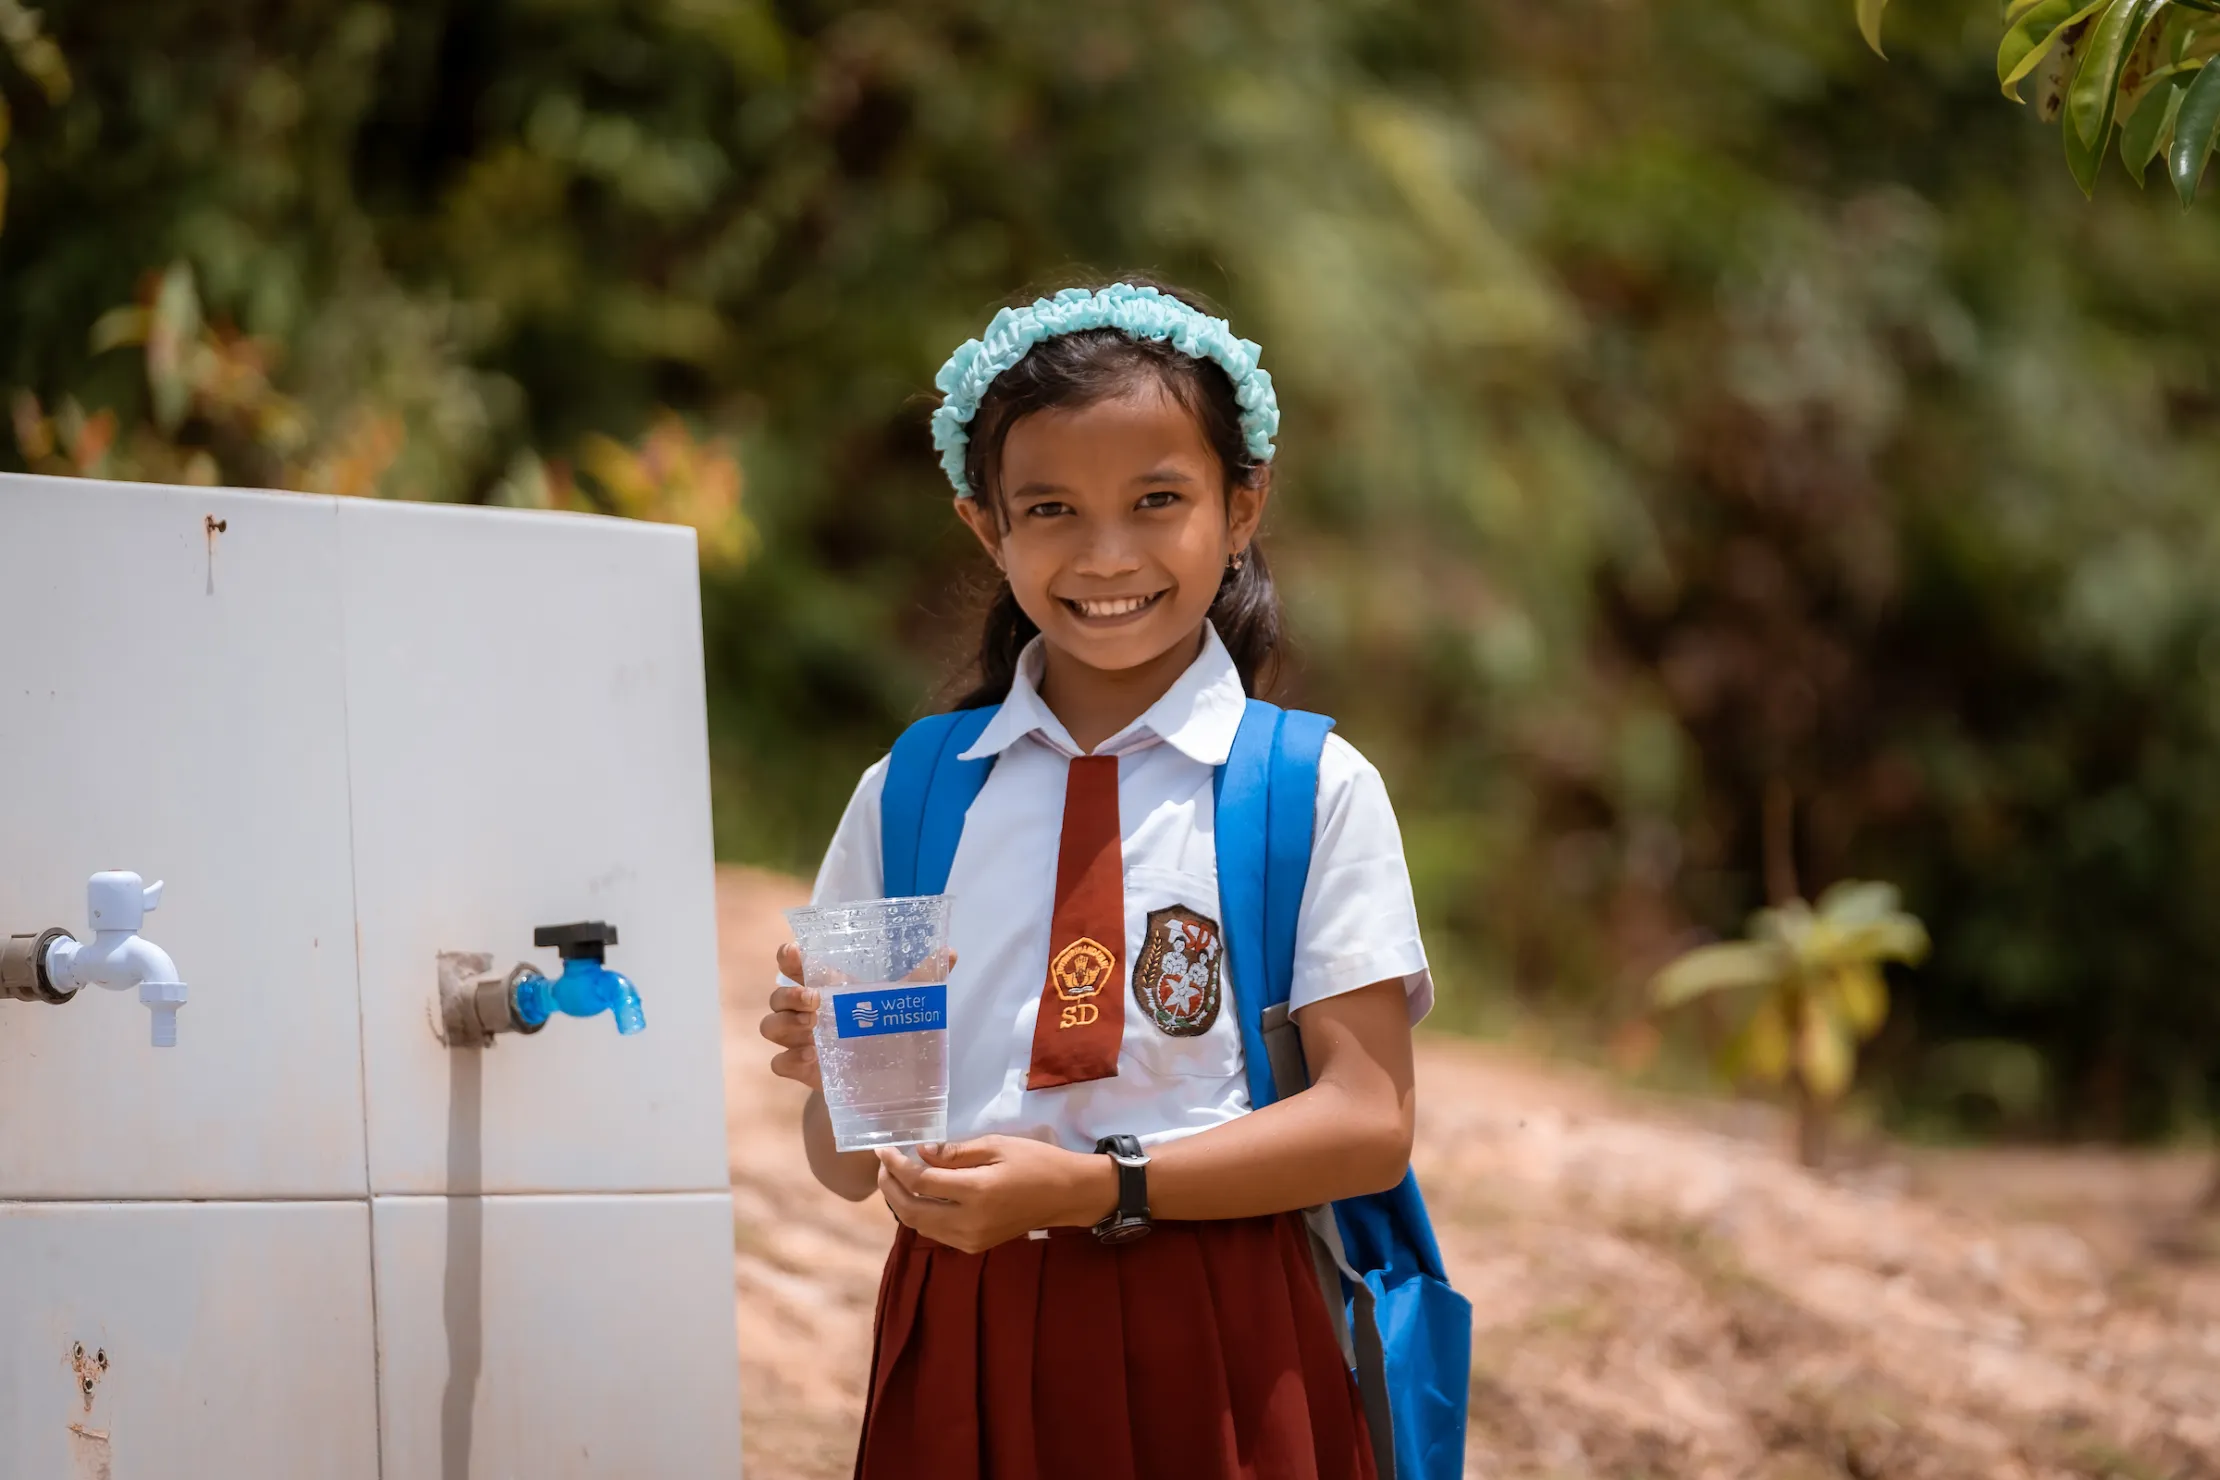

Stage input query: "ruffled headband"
[{"left": 929, "top": 282, "right": 1280, "bottom": 498}]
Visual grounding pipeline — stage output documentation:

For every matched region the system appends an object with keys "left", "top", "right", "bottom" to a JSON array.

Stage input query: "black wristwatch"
[{"left": 1091, "top": 1134, "right": 1153, "bottom": 1244}]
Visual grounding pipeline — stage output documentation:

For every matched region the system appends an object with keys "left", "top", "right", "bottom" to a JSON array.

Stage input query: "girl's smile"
[{"left": 1061, "top": 590, "right": 1168, "bottom": 623}]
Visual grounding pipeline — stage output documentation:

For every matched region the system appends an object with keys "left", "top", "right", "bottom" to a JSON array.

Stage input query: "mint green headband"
[{"left": 929, "top": 282, "right": 1280, "bottom": 498}]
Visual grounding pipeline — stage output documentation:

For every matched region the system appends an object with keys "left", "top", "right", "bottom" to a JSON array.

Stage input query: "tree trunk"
[
  {"left": 1763, "top": 777, "right": 1799, "bottom": 908},
  {"left": 1770, "top": 785, "right": 1828, "bottom": 1169},
  {"left": 1793, "top": 1072, "right": 1829, "bottom": 1170}
]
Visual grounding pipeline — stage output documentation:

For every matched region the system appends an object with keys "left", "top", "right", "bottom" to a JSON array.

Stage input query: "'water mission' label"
[{"left": 831, "top": 984, "right": 948, "bottom": 1039}]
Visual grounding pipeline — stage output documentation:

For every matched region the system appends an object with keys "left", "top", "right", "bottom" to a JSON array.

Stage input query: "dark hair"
[{"left": 947, "top": 276, "right": 1284, "bottom": 710}]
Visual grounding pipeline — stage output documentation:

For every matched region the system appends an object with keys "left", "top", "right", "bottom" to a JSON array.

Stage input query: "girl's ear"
[
  {"left": 953, "top": 494, "right": 1006, "bottom": 571},
  {"left": 1227, "top": 468, "right": 1270, "bottom": 557}
]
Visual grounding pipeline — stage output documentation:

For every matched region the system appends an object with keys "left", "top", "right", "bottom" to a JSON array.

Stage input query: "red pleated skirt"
[{"left": 854, "top": 1212, "right": 1376, "bottom": 1480}]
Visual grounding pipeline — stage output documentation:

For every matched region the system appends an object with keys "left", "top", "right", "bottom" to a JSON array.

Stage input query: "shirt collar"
[{"left": 958, "top": 623, "right": 1249, "bottom": 766}]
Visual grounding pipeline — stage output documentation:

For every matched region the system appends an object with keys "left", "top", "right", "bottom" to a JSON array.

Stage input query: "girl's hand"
[
  {"left": 759, "top": 941, "right": 820, "bottom": 1090},
  {"left": 874, "top": 1137, "right": 1118, "bottom": 1254}
]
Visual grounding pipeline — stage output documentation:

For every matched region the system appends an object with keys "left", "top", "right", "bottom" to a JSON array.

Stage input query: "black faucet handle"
[{"left": 533, "top": 920, "right": 620, "bottom": 961}]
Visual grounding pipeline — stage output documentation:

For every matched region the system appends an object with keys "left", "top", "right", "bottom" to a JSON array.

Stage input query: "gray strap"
[
  {"left": 1303, "top": 1206, "right": 1356, "bottom": 1366},
  {"left": 1261, "top": 1001, "right": 1311, "bottom": 1115},
  {"left": 1303, "top": 1206, "right": 1396, "bottom": 1477},
  {"left": 1304, "top": 1202, "right": 1362, "bottom": 1286},
  {"left": 1270, "top": 1002, "right": 1398, "bottom": 1477},
  {"left": 1349, "top": 1273, "right": 1397, "bottom": 1479}
]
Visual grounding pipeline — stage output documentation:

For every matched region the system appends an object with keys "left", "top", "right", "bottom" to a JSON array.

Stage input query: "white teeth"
[{"left": 1073, "top": 594, "right": 1157, "bottom": 618}]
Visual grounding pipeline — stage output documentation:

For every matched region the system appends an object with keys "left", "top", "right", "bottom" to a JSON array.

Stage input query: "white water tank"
[{"left": 0, "top": 473, "right": 744, "bottom": 1477}]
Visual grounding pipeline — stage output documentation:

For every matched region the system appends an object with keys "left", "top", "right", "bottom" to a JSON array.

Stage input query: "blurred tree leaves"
[
  {"left": 3, "top": 0, "right": 2220, "bottom": 1137},
  {"left": 0, "top": 0, "right": 68, "bottom": 232},
  {"left": 571, "top": 414, "right": 753, "bottom": 568}
]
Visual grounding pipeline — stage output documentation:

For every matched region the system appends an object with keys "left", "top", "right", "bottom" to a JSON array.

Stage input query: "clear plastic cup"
[{"left": 783, "top": 895, "right": 954, "bottom": 1152}]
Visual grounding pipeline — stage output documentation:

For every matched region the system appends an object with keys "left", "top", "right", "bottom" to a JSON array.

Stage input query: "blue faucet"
[{"left": 511, "top": 921, "right": 645, "bottom": 1035}]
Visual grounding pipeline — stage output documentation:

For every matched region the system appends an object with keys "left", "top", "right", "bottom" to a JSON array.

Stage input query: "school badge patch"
[
  {"left": 1132, "top": 905, "right": 1223, "bottom": 1038},
  {"left": 1050, "top": 936, "right": 1116, "bottom": 1000}
]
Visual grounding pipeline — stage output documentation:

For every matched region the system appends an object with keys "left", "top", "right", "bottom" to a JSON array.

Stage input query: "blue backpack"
[{"left": 880, "top": 698, "right": 1472, "bottom": 1480}]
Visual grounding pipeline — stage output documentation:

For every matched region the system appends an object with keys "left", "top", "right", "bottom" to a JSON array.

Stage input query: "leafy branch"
[
  {"left": 1862, "top": 0, "right": 2220, "bottom": 201},
  {"left": 1652, "top": 881, "right": 1930, "bottom": 1167}
]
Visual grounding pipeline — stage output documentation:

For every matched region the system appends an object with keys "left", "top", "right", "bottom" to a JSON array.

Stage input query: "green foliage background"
[{"left": 7, "top": 0, "right": 2220, "bottom": 1139}]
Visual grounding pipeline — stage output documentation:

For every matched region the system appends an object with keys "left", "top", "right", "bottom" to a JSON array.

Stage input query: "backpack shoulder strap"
[
  {"left": 880, "top": 706, "right": 1000, "bottom": 898},
  {"left": 1214, "top": 699, "right": 1334, "bottom": 1110},
  {"left": 1266, "top": 708, "right": 1336, "bottom": 1004},
  {"left": 1225, "top": 702, "right": 1475, "bottom": 1479}
]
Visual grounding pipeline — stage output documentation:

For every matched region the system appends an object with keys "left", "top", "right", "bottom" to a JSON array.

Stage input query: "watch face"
[{"left": 1096, "top": 1216, "right": 1153, "bottom": 1245}]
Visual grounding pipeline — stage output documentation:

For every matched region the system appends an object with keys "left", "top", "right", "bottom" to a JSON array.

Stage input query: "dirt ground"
[{"left": 717, "top": 867, "right": 2220, "bottom": 1479}]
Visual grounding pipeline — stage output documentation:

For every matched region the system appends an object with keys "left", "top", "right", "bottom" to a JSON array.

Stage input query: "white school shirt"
[{"left": 807, "top": 624, "right": 1432, "bottom": 1152}]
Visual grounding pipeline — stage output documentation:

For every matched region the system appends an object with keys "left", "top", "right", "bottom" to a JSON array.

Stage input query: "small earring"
[{"left": 1227, "top": 550, "right": 1246, "bottom": 573}]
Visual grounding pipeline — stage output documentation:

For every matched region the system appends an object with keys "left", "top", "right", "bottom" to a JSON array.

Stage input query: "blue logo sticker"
[{"left": 832, "top": 984, "right": 948, "bottom": 1039}]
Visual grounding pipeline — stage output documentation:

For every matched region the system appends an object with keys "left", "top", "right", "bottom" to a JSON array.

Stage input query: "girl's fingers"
[
  {"left": 877, "top": 1147, "right": 977, "bottom": 1203},
  {"left": 876, "top": 1161, "right": 928, "bottom": 1224},
  {"left": 903, "top": 946, "right": 959, "bottom": 984},
  {"left": 767, "top": 982, "right": 818, "bottom": 1015},
  {"left": 896, "top": 949, "right": 959, "bottom": 985},
  {"left": 874, "top": 1147, "right": 925, "bottom": 1194},
  {"left": 756, "top": 1010, "right": 816, "bottom": 1050},
  {"left": 759, "top": 1025, "right": 821, "bottom": 1060},
  {"left": 768, "top": 1047, "right": 820, "bottom": 1086},
  {"left": 901, "top": 1163, "right": 972, "bottom": 1201},
  {"left": 775, "top": 941, "right": 803, "bottom": 980},
  {"left": 916, "top": 1138, "right": 996, "bottom": 1169},
  {"left": 877, "top": 1147, "right": 967, "bottom": 1202},
  {"left": 759, "top": 989, "right": 818, "bottom": 1084}
]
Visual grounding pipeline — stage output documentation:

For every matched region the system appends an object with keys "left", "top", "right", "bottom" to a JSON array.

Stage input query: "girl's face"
[{"left": 956, "top": 384, "right": 1266, "bottom": 680}]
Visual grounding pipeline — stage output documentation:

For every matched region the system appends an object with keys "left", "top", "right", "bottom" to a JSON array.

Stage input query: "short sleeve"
[
  {"left": 1289, "top": 734, "right": 1433, "bottom": 1023},
  {"left": 773, "top": 760, "right": 888, "bottom": 990},
  {"left": 809, "top": 756, "right": 889, "bottom": 906}
]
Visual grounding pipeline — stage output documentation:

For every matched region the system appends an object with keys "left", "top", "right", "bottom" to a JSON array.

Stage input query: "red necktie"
[{"left": 1027, "top": 754, "right": 1125, "bottom": 1089}]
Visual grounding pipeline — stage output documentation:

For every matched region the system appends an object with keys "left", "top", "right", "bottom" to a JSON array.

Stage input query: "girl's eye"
[
  {"left": 1021, "top": 500, "right": 1072, "bottom": 518},
  {"left": 1138, "top": 490, "right": 1182, "bottom": 510}
]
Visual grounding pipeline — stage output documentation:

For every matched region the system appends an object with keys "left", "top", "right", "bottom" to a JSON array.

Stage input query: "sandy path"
[{"left": 717, "top": 867, "right": 2220, "bottom": 1479}]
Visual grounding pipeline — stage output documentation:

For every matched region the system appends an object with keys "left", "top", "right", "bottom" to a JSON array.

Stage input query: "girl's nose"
[{"left": 1070, "top": 525, "right": 1145, "bottom": 577}]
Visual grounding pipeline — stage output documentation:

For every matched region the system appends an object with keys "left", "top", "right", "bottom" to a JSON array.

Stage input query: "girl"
[{"left": 759, "top": 279, "right": 1433, "bottom": 1480}]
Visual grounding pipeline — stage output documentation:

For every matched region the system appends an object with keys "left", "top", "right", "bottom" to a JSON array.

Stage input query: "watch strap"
[{"left": 1091, "top": 1134, "right": 1151, "bottom": 1242}]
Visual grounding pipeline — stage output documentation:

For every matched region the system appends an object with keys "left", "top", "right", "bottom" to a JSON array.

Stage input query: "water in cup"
[{"left": 783, "top": 895, "right": 953, "bottom": 1152}]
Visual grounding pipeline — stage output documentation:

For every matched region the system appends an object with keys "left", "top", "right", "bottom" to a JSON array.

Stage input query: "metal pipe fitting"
[
  {"left": 437, "top": 951, "right": 547, "bottom": 1048},
  {"left": 2, "top": 927, "right": 77, "bottom": 1004}
]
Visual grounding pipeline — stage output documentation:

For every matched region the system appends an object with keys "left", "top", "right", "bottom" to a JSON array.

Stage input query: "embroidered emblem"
[
  {"left": 1132, "top": 905, "right": 1222, "bottom": 1038},
  {"left": 1050, "top": 937, "right": 1115, "bottom": 1001}
]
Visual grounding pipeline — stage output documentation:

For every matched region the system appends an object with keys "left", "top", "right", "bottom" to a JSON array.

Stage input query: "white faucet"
[{"left": 42, "top": 872, "right": 189, "bottom": 1047}]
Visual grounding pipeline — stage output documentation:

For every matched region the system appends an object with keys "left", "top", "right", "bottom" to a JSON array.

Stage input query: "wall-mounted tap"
[
  {"left": 3, "top": 872, "right": 188, "bottom": 1047},
  {"left": 515, "top": 922, "right": 644, "bottom": 1036},
  {"left": 435, "top": 920, "right": 642, "bottom": 1049}
]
